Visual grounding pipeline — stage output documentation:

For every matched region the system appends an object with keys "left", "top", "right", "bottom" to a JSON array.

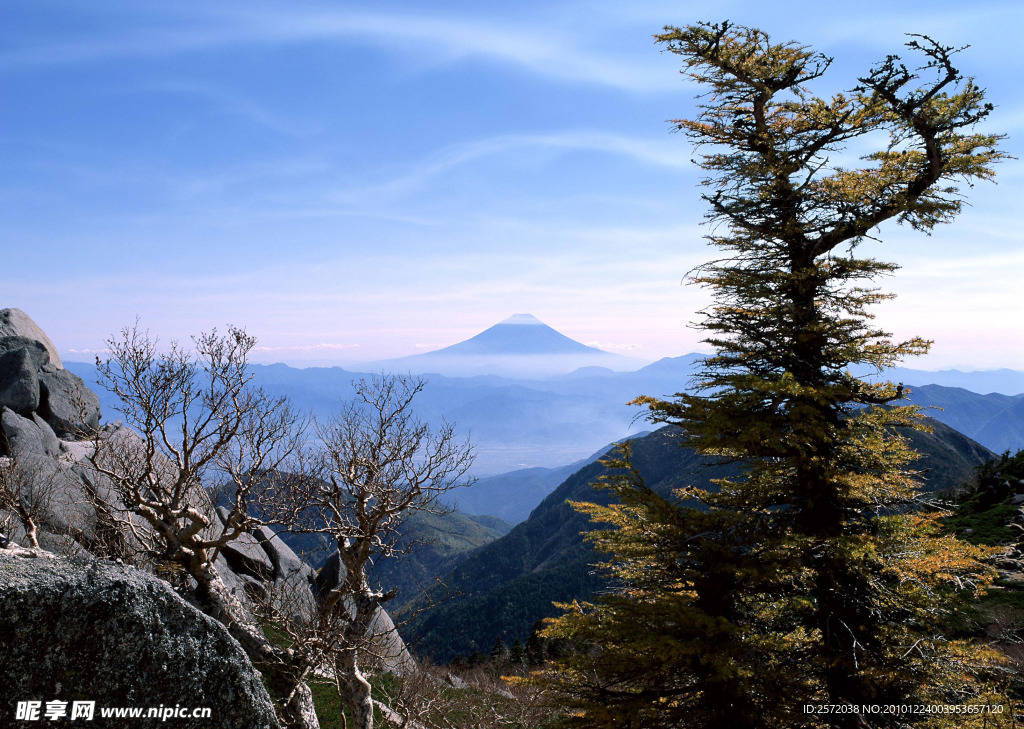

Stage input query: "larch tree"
[{"left": 539, "top": 21, "right": 1009, "bottom": 729}]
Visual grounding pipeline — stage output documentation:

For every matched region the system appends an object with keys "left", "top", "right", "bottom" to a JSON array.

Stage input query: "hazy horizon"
[
  {"left": 55, "top": 308, "right": 1024, "bottom": 377},
  {"left": 3, "top": 1, "right": 1022, "bottom": 370}
]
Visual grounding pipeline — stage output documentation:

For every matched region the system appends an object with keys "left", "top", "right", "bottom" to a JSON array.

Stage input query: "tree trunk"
[
  {"left": 13, "top": 504, "right": 40, "bottom": 549},
  {"left": 23, "top": 518, "right": 39, "bottom": 549},
  {"left": 337, "top": 650, "right": 374, "bottom": 729},
  {"left": 192, "top": 562, "right": 321, "bottom": 729}
]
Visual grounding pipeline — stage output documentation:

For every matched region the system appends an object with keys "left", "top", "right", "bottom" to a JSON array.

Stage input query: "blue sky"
[{"left": 2, "top": 0, "right": 1022, "bottom": 369}]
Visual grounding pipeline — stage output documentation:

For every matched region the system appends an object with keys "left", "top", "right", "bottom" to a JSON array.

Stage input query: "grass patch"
[
  {"left": 942, "top": 499, "right": 1019, "bottom": 546},
  {"left": 309, "top": 680, "right": 348, "bottom": 729},
  {"left": 311, "top": 673, "right": 402, "bottom": 729}
]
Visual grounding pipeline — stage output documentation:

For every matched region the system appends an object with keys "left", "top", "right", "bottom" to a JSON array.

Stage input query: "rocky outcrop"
[
  {"left": 37, "top": 365, "right": 102, "bottom": 436},
  {"left": 0, "top": 335, "right": 51, "bottom": 370},
  {"left": 0, "top": 313, "right": 99, "bottom": 450},
  {"left": 0, "top": 309, "right": 63, "bottom": 368},
  {"left": 216, "top": 506, "right": 275, "bottom": 580},
  {"left": 0, "top": 555, "right": 280, "bottom": 729},
  {"left": 0, "top": 347, "right": 41, "bottom": 414},
  {"left": 252, "top": 524, "right": 319, "bottom": 625},
  {"left": 0, "top": 309, "right": 416, "bottom": 725},
  {"left": 256, "top": 524, "right": 309, "bottom": 579},
  {"left": 1, "top": 408, "right": 60, "bottom": 458}
]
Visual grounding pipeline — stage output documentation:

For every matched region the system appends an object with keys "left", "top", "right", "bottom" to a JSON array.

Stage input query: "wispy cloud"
[
  {"left": 145, "top": 81, "right": 322, "bottom": 139},
  {"left": 329, "top": 130, "right": 693, "bottom": 206},
  {"left": 585, "top": 341, "right": 640, "bottom": 351},
  {"left": 1, "top": 6, "right": 680, "bottom": 93},
  {"left": 252, "top": 343, "right": 360, "bottom": 352}
]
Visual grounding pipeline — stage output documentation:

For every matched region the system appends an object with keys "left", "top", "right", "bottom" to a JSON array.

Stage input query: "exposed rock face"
[
  {"left": 215, "top": 507, "right": 275, "bottom": 580},
  {"left": 0, "top": 322, "right": 99, "bottom": 450},
  {"left": 0, "top": 555, "right": 280, "bottom": 729},
  {"left": 37, "top": 454, "right": 105, "bottom": 536},
  {"left": 255, "top": 524, "right": 309, "bottom": 580},
  {"left": 0, "top": 347, "right": 40, "bottom": 414},
  {"left": 253, "top": 524, "right": 318, "bottom": 623},
  {"left": 38, "top": 366, "right": 102, "bottom": 437},
  {"left": 1, "top": 408, "right": 61, "bottom": 458},
  {"left": 0, "top": 308, "right": 63, "bottom": 368},
  {"left": 0, "top": 335, "right": 51, "bottom": 370}
]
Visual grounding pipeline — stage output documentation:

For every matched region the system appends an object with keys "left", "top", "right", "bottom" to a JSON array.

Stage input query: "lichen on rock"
[{"left": 0, "top": 555, "right": 280, "bottom": 729}]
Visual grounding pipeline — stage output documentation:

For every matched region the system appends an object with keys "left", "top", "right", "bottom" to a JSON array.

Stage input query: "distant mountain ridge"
[
  {"left": 65, "top": 354, "right": 1024, "bottom": 479},
  {"left": 905, "top": 384, "right": 1024, "bottom": 455},
  {"left": 451, "top": 436, "right": 651, "bottom": 523},
  {"left": 863, "top": 365, "right": 1024, "bottom": 397}
]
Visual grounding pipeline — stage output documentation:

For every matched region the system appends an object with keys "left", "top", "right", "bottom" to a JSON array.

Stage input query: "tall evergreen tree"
[{"left": 539, "top": 22, "right": 1008, "bottom": 728}]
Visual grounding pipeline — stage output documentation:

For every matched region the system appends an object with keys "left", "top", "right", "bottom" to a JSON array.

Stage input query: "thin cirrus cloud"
[
  {"left": 3, "top": 1, "right": 1020, "bottom": 371},
  {"left": 146, "top": 81, "right": 322, "bottom": 140},
  {"left": 251, "top": 343, "right": 360, "bottom": 353},
  {"left": 1, "top": 6, "right": 680, "bottom": 93},
  {"left": 328, "top": 131, "right": 693, "bottom": 207}
]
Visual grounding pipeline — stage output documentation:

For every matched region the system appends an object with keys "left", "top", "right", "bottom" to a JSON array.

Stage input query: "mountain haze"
[
  {"left": 868, "top": 366, "right": 1024, "bottom": 396},
  {"left": 65, "top": 355, "right": 1024, "bottom": 478}
]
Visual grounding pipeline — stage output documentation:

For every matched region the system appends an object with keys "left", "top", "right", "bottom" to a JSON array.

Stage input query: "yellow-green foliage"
[{"left": 537, "top": 21, "right": 1011, "bottom": 729}]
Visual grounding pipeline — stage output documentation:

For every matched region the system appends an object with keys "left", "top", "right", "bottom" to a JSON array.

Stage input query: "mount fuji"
[{"left": 364, "top": 314, "right": 646, "bottom": 378}]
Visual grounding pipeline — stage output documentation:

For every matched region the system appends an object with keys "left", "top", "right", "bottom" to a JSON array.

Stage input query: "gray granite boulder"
[
  {"left": 1, "top": 521, "right": 91, "bottom": 557},
  {"left": 253, "top": 525, "right": 317, "bottom": 622},
  {"left": 254, "top": 524, "right": 307, "bottom": 579},
  {"left": 0, "top": 335, "right": 50, "bottom": 370},
  {"left": 315, "top": 548, "right": 415, "bottom": 674},
  {"left": 214, "top": 551, "right": 255, "bottom": 603},
  {"left": 5, "top": 452, "right": 99, "bottom": 540},
  {"left": 0, "top": 555, "right": 280, "bottom": 729},
  {"left": 0, "top": 308, "right": 62, "bottom": 368},
  {"left": 38, "top": 366, "right": 101, "bottom": 436},
  {"left": 2, "top": 408, "right": 60, "bottom": 457},
  {"left": 313, "top": 546, "right": 346, "bottom": 602},
  {"left": 215, "top": 507, "right": 274, "bottom": 579},
  {"left": 0, "top": 348, "right": 39, "bottom": 415},
  {"left": 31, "top": 413, "right": 61, "bottom": 456}
]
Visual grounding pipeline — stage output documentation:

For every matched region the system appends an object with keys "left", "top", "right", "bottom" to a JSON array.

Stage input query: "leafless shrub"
[
  {"left": 273, "top": 373, "right": 474, "bottom": 729},
  {"left": 0, "top": 453, "right": 64, "bottom": 549},
  {"left": 985, "top": 603, "right": 1024, "bottom": 646},
  {"left": 87, "top": 323, "right": 319, "bottom": 729},
  {"left": 374, "top": 663, "right": 554, "bottom": 729}
]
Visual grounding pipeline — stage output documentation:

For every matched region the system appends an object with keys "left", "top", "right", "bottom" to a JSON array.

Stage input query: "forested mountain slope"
[{"left": 408, "top": 419, "right": 995, "bottom": 661}]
